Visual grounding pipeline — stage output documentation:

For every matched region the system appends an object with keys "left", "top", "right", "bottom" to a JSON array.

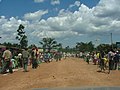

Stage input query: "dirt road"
[{"left": 0, "top": 57, "right": 120, "bottom": 90}]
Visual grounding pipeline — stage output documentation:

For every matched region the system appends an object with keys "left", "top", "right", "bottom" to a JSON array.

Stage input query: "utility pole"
[
  {"left": 0, "top": 37, "right": 1, "bottom": 44},
  {"left": 110, "top": 33, "right": 113, "bottom": 49}
]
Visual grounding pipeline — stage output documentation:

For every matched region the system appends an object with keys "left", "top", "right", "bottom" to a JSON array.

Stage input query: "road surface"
[{"left": 0, "top": 57, "right": 120, "bottom": 90}]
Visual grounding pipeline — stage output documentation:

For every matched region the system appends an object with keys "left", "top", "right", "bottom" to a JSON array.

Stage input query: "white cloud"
[
  {"left": 69, "top": 1, "right": 80, "bottom": 8},
  {"left": 24, "top": 10, "right": 48, "bottom": 21},
  {"left": 93, "top": 0, "right": 120, "bottom": 20},
  {"left": 0, "top": 16, "right": 29, "bottom": 43},
  {"left": 1, "top": 0, "right": 120, "bottom": 46},
  {"left": 47, "top": 0, "right": 120, "bottom": 43},
  {"left": 0, "top": 16, "right": 7, "bottom": 24},
  {"left": 75, "top": 1, "right": 80, "bottom": 7},
  {"left": 34, "top": 0, "right": 44, "bottom": 3},
  {"left": 51, "top": 0, "right": 60, "bottom": 5}
]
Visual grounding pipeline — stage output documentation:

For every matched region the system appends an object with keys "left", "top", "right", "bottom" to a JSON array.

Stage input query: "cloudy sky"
[{"left": 0, "top": 0, "right": 120, "bottom": 47}]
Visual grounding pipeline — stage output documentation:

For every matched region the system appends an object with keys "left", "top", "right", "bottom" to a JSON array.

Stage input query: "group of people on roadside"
[
  {"left": 0, "top": 46, "right": 63, "bottom": 74},
  {"left": 83, "top": 50, "right": 120, "bottom": 72},
  {"left": 0, "top": 47, "right": 37, "bottom": 73}
]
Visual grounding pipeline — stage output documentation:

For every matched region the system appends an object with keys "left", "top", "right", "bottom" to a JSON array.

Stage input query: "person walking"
[
  {"left": 1, "top": 47, "right": 13, "bottom": 74},
  {"left": 22, "top": 48, "right": 29, "bottom": 72}
]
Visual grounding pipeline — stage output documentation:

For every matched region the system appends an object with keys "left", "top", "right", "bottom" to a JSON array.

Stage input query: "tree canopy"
[
  {"left": 39, "top": 38, "right": 62, "bottom": 52},
  {"left": 16, "top": 24, "right": 28, "bottom": 49},
  {"left": 76, "top": 41, "right": 94, "bottom": 52}
]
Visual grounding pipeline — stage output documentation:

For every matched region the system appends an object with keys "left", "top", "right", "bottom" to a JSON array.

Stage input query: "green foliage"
[
  {"left": 2, "top": 42, "right": 20, "bottom": 48},
  {"left": 39, "top": 38, "right": 62, "bottom": 52},
  {"left": 76, "top": 41, "right": 94, "bottom": 52},
  {"left": 16, "top": 24, "right": 28, "bottom": 49},
  {"left": 96, "top": 44, "right": 110, "bottom": 53},
  {"left": 96, "top": 43, "right": 116, "bottom": 53},
  {"left": 61, "top": 46, "right": 76, "bottom": 53},
  {"left": 28, "top": 44, "right": 37, "bottom": 49}
]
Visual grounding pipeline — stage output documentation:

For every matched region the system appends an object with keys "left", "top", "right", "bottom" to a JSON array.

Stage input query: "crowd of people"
[
  {"left": 0, "top": 47, "right": 62, "bottom": 74},
  {"left": 81, "top": 49, "right": 120, "bottom": 73},
  {"left": 0, "top": 46, "right": 120, "bottom": 75}
]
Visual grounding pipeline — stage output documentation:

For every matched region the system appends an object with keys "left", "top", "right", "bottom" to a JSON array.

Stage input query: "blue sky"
[
  {"left": 0, "top": 0, "right": 99, "bottom": 18},
  {"left": 0, "top": 0, "right": 120, "bottom": 47}
]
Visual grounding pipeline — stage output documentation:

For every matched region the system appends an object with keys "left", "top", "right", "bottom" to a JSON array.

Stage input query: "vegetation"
[
  {"left": 75, "top": 41, "right": 94, "bottom": 52},
  {"left": 39, "top": 38, "right": 62, "bottom": 52},
  {"left": 0, "top": 40, "right": 117, "bottom": 53},
  {"left": 0, "top": 42, "right": 20, "bottom": 48},
  {"left": 16, "top": 24, "right": 28, "bottom": 49},
  {"left": 61, "top": 46, "right": 76, "bottom": 53},
  {"left": 28, "top": 44, "right": 37, "bottom": 49},
  {"left": 96, "top": 43, "right": 117, "bottom": 53}
]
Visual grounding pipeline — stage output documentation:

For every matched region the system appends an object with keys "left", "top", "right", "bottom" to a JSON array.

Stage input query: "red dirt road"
[{"left": 0, "top": 57, "right": 120, "bottom": 90}]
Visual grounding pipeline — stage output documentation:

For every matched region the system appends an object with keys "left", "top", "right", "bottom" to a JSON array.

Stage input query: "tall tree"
[
  {"left": 96, "top": 44, "right": 114, "bottom": 53},
  {"left": 76, "top": 41, "right": 94, "bottom": 52},
  {"left": 16, "top": 24, "right": 28, "bottom": 49},
  {"left": 39, "top": 38, "right": 61, "bottom": 52}
]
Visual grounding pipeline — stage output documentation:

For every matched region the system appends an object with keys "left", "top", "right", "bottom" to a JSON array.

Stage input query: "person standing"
[
  {"left": 1, "top": 47, "right": 13, "bottom": 74},
  {"left": 44, "top": 52, "right": 49, "bottom": 63},
  {"left": 93, "top": 52, "right": 97, "bottom": 65},
  {"left": 18, "top": 52, "right": 22, "bottom": 68},
  {"left": 54, "top": 52, "right": 59, "bottom": 62},
  {"left": 86, "top": 52, "right": 90, "bottom": 64},
  {"left": 108, "top": 50, "right": 114, "bottom": 70},
  {"left": 99, "top": 51, "right": 105, "bottom": 72},
  {"left": 114, "top": 51, "right": 119, "bottom": 70},
  {"left": 31, "top": 47, "right": 38, "bottom": 69},
  {"left": 22, "top": 48, "right": 29, "bottom": 72},
  {"left": 96, "top": 51, "right": 100, "bottom": 65}
]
